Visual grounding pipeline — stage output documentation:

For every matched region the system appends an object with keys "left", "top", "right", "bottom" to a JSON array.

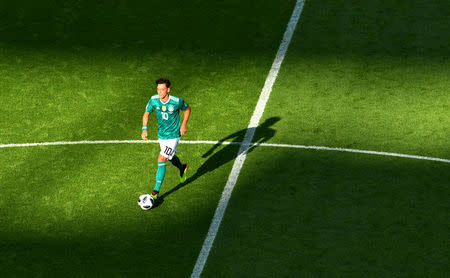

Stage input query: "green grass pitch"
[{"left": 1, "top": 0, "right": 449, "bottom": 277}]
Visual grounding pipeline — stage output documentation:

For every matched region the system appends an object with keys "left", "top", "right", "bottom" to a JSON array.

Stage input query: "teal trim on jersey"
[{"left": 145, "top": 94, "right": 189, "bottom": 139}]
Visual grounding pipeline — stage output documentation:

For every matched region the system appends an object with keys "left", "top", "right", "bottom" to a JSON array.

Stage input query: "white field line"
[
  {"left": 254, "top": 143, "right": 450, "bottom": 164},
  {"left": 190, "top": 1, "right": 306, "bottom": 277},
  {"left": 1, "top": 139, "right": 449, "bottom": 164},
  {"left": 0, "top": 140, "right": 158, "bottom": 148},
  {"left": 0, "top": 140, "right": 238, "bottom": 148}
]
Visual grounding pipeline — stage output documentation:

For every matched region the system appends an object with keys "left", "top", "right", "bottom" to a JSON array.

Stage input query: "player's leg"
[
  {"left": 169, "top": 155, "right": 188, "bottom": 182},
  {"left": 152, "top": 154, "right": 167, "bottom": 199},
  {"left": 152, "top": 138, "right": 174, "bottom": 199},
  {"left": 166, "top": 138, "right": 188, "bottom": 182}
]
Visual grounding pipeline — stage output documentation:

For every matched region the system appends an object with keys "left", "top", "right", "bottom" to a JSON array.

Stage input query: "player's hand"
[
  {"left": 141, "top": 130, "right": 148, "bottom": 140},
  {"left": 180, "top": 125, "right": 187, "bottom": 136}
]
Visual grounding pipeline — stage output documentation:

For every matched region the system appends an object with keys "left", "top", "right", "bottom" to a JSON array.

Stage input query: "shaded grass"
[
  {"left": 0, "top": 0, "right": 296, "bottom": 52},
  {"left": 294, "top": 0, "right": 450, "bottom": 57},
  {"left": 203, "top": 148, "right": 450, "bottom": 277}
]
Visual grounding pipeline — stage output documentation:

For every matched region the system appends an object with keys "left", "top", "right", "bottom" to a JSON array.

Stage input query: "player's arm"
[
  {"left": 141, "top": 111, "right": 150, "bottom": 140},
  {"left": 180, "top": 106, "right": 191, "bottom": 136}
]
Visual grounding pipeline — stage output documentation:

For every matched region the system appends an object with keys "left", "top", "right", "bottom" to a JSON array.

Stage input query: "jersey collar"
[{"left": 159, "top": 95, "right": 170, "bottom": 104}]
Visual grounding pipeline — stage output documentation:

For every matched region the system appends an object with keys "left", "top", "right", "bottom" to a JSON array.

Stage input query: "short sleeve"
[
  {"left": 179, "top": 98, "right": 189, "bottom": 111},
  {"left": 145, "top": 100, "right": 153, "bottom": 113}
]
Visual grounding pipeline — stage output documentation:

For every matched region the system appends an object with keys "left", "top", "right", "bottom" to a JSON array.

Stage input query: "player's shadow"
[{"left": 158, "top": 117, "right": 280, "bottom": 202}]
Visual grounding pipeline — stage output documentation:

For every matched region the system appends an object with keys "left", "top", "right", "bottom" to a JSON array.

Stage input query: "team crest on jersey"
[
  {"left": 162, "top": 106, "right": 166, "bottom": 112},
  {"left": 168, "top": 106, "right": 174, "bottom": 112}
]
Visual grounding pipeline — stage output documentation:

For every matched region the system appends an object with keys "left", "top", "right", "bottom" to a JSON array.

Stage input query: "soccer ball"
[{"left": 138, "top": 194, "right": 154, "bottom": 210}]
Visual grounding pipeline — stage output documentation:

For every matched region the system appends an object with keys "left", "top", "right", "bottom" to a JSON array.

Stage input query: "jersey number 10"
[
  {"left": 161, "top": 112, "right": 169, "bottom": 120},
  {"left": 164, "top": 146, "right": 173, "bottom": 156}
]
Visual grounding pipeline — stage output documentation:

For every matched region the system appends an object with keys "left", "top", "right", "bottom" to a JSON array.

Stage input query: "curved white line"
[
  {"left": 0, "top": 139, "right": 449, "bottom": 164},
  {"left": 255, "top": 143, "right": 450, "bottom": 164}
]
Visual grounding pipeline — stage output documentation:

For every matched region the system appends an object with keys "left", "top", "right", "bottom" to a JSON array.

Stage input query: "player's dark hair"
[{"left": 156, "top": 78, "right": 171, "bottom": 88}]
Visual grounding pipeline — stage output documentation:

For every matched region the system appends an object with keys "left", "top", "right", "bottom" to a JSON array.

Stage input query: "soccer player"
[{"left": 141, "top": 78, "right": 191, "bottom": 202}]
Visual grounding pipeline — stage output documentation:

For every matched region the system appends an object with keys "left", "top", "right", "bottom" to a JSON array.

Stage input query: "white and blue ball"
[{"left": 138, "top": 194, "right": 154, "bottom": 210}]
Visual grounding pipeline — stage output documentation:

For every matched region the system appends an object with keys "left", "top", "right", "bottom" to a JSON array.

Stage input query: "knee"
[{"left": 158, "top": 154, "right": 167, "bottom": 162}]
